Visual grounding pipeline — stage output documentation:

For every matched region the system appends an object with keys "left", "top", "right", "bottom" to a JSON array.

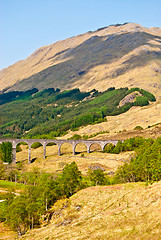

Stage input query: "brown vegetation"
[
  {"left": 59, "top": 103, "right": 161, "bottom": 139},
  {"left": 1, "top": 23, "right": 161, "bottom": 99},
  {"left": 19, "top": 181, "right": 161, "bottom": 239},
  {"left": 0, "top": 222, "right": 17, "bottom": 240}
]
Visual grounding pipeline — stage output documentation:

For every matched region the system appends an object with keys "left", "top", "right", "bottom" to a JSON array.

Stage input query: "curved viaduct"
[{"left": 0, "top": 139, "right": 118, "bottom": 163}]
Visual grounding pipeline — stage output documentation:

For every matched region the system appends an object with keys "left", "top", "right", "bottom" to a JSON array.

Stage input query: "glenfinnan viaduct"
[{"left": 0, "top": 139, "right": 118, "bottom": 163}]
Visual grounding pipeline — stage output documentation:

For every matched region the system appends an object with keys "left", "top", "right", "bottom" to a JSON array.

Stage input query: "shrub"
[
  {"left": 103, "top": 143, "right": 115, "bottom": 153},
  {"left": 134, "top": 126, "right": 143, "bottom": 130},
  {"left": 57, "top": 162, "right": 82, "bottom": 197},
  {"left": 46, "top": 142, "right": 56, "bottom": 146},
  {"left": 103, "top": 137, "right": 145, "bottom": 154},
  {"left": 19, "top": 142, "right": 27, "bottom": 145},
  {"left": 112, "top": 140, "right": 124, "bottom": 154},
  {"left": 88, "top": 169, "right": 106, "bottom": 186},
  {"left": 31, "top": 142, "right": 43, "bottom": 149},
  {"left": 82, "top": 135, "right": 88, "bottom": 140},
  {"left": 16, "top": 144, "right": 22, "bottom": 152},
  {"left": 134, "top": 96, "right": 149, "bottom": 106},
  {"left": 69, "top": 134, "right": 82, "bottom": 140},
  {"left": 140, "top": 89, "right": 156, "bottom": 102}
]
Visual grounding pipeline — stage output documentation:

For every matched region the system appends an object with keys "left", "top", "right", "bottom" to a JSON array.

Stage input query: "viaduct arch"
[{"left": 0, "top": 139, "right": 118, "bottom": 163}]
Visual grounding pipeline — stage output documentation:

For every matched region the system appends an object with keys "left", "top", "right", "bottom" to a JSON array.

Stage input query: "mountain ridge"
[{"left": 1, "top": 22, "right": 161, "bottom": 98}]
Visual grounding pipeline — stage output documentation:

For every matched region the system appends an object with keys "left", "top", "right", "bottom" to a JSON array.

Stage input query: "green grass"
[
  {"left": 0, "top": 192, "right": 9, "bottom": 200},
  {"left": 0, "top": 180, "right": 25, "bottom": 190}
]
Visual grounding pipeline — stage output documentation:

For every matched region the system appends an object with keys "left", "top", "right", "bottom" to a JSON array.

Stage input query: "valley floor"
[{"left": 1, "top": 142, "right": 161, "bottom": 239}]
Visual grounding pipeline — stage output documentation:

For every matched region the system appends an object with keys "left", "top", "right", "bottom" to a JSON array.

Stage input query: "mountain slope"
[
  {"left": 2, "top": 87, "right": 155, "bottom": 138},
  {"left": 19, "top": 182, "right": 161, "bottom": 240},
  {"left": 1, "top": 23, "right": 161, "bottom": 99},
  {"left": 1, "top": 23, "right": 161, "bottom": 137}
]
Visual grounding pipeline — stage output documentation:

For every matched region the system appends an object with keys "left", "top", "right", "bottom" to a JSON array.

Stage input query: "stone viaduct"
[{"left": 0, "top": 139, "right": 118, "bottom": 163}]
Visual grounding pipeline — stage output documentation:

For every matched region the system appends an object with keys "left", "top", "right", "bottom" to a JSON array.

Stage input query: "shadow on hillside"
[{"left": 10, "top": 32, "right": 161, "bottom": 91}]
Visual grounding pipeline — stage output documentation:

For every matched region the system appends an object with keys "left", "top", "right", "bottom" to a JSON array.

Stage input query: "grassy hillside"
[
  {"left": 19, "top": 181, "right": 161, "bottom": 240},
  {"left": 60, "top": 99, "right": 161, "bottom": 140},
  {"left": 2, "top": 181, "right": 161, "bottom": 239},
  {"left": 0, "top": 87, "right": 155, "bottom": 139}
]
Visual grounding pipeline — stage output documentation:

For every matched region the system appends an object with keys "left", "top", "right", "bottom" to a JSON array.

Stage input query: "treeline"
[
  {"left": 0, "top": 88, "right": 38, "bottom": 105},
  {"left": 103, "top": 136, "right": 161, "bottom": 183},
  {"left": 116, "top": 137, "right": 161, "bottom": 183},
  {"left": 0, "top": 87, "right": 156, "bottom": 139},
  {"left": 103, "top": 137, "right": 146, "bottom": 154}
]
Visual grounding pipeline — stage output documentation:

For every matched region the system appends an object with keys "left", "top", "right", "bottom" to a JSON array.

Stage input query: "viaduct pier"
[{"left": 0, "top": 139, "right": 118, "bottom": 163}]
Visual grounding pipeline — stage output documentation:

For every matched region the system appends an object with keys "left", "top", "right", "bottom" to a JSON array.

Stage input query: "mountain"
[
  {"left": 1, "top": 23, "right": 161, "bottom": 100},
  {"left": 1, "top": 23, "right": 161, "bottom": 138}
]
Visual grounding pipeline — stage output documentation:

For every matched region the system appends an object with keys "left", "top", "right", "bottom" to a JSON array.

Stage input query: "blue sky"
[{"left": 1, "top": 0, "right": 161, "bottom": 70}]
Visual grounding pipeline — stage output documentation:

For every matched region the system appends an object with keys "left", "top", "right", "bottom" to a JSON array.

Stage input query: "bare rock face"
[
  {"left": 88, "top": 164, "right": 106, "bottom": 171},
  {"left": 119, "top": 91, "right": 142, "bottom": 107}
]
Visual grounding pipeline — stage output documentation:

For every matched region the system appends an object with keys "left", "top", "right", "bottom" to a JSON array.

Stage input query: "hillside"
[
  {"left": 60, "top": 101, "right": 161, "bottom": 140},
  {"left": 1, "top": 134, "right": 161, "bottom": 239},
  {"left": 0, "top": 23, "right": 161, "bottom": 100},
  {"left": 19, "top": 181, "right": 161, "bottom": 240},
  {"left": 0, "top": 87, "right": 156, "bottom": 138}
]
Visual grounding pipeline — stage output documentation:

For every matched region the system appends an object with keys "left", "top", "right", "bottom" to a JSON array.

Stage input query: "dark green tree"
[{"left": 0, "top": 142, "right": 12, "bottom": 163}]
